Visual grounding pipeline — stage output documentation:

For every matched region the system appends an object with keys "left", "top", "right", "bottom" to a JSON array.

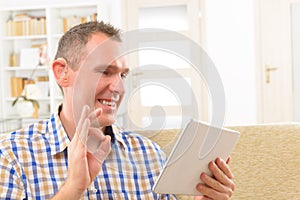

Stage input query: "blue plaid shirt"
[{"left": 0, "top": 109, "right": 177, "bottom": 199}]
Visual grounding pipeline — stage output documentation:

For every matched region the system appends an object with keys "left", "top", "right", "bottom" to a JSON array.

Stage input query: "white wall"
[{"left": 205, "top": 0, "right": 257, "bottom": 125}]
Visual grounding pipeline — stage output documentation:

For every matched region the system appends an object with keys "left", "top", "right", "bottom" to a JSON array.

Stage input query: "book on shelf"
[
  {"left": 6, "top": 13, "right": 46, "bottom": 36},
  {"left": 10, "top": 77, "right": 24, "bottom": 97},
  {"left": 9, "top": 51, "right": 19, "bottom": 67},
  {"left": 62, "top": 13, "right": 97, "bottom": 33},
  {"left": 10, "top": 77, "right": 37, "bottom": 98},
  {"left": 10, "top": 76, "right": 49, "bottom": 99}
]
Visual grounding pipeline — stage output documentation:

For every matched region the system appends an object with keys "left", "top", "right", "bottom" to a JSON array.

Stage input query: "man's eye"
[
  {"left": 103, "top": 71, "right": 109, "bottom": 75},
  {"left": 98, "top": 70, "right": 109, "bottom": 75},
  {"left": 121, "top": 72, "right": 128, "bottom": 79}
]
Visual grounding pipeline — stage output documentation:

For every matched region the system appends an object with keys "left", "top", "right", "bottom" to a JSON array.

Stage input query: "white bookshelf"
[{"left": 0, "top": 0, "right": 106, "bottom": 127}]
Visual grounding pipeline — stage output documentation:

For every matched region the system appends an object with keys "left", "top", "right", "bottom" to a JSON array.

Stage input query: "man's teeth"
[{"left": 101, "top": 100, "right": 116, "bottom": 107}]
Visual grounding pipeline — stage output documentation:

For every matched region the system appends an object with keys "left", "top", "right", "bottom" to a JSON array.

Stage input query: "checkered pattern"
[{"left": 0, "top": 109, "right": 177, "bottom": 200}]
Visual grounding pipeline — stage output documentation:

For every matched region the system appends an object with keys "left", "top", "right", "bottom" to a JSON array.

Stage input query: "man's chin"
[{"left": 96, "top": 116, "right": 115, "bottom": 127}]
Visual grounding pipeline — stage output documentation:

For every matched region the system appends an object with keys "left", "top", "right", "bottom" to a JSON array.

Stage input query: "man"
[{"left": 0, "top": 21, "right": 235, "bottom": 199}]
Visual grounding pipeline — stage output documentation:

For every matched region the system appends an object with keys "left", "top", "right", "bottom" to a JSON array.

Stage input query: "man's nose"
[{"left": 109, "top": 75, "right": 124, "bottom": 94}]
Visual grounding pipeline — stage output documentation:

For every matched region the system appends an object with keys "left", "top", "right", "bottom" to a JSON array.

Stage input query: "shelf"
[
  {"left": 1, "top": 35, "right": 47, "bottom": 40},
  {"left": 4, "top": 66, "right": 49, "bottom": 71},
  {"left": 5, "top": 97, "right": 50, "bottom": 101},
  {"left": 4, "top": 115, "right": 49, "bottom": 121},
  {"left": 0, "top": 1, "right": 102, "bottom": 122}
]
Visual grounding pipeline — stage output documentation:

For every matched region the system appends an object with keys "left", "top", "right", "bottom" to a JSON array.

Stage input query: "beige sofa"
[{"left": 147, "top": 123, "right": 300, "bottom": 200}]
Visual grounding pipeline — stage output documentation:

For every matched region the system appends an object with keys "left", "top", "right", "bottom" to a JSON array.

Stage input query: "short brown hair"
[{"left": 54, "top": 21, "right": 121, "bottom": 70}]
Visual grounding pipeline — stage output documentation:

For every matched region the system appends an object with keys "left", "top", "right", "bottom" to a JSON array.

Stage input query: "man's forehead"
[
  {"left": 86, "top": 41, "right": 123, "bottom": 61},
  {"left": 80, "top": 53, "right": 128, "bottom": 71},
  {"left": 88, "top": 33, "right": 121, "bottom": 52},
  {"left": 81, "top": 33, "right": 129, "bottom": 70},
  {"left": 114, "top": 56, "right": 128, "bottom": 66}
]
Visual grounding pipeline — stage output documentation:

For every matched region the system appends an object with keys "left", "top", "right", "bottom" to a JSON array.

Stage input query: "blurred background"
[{"left": 0, "top": 0, "right": 298, "bottom": 132}]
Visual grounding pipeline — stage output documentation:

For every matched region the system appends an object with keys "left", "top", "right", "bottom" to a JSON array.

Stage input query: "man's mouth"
[{"left": 98, "top": 99, "right": 117, "bottom": 110}]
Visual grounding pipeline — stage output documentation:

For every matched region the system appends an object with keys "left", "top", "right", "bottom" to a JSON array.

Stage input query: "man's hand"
[
  {"left": 194, "top": 157, "right": 235, "bottom": 200},
  {"left": 52, "top": 105, "right": 111, "bottom": 199}
]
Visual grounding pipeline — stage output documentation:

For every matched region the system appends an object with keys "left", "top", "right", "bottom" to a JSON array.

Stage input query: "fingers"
[
  {"left": 91, "top": 135, "right": 111, "bottom": 164},
  {"left": 196, "top": 181, "right": 230, "bottom": 200},
  {"left": 67, "top": 105, "right": 106, "bottom": 193},
  {"left": 226, "top": 156, "right": 231, "bottom": 165},
  {"left": 88, "top": 108, "right": 102, "bottom": 127},
  {"left": 77, "top": 105, "right": 90, "bottom": 135},
  {"left": 77, "top": 105, "right": 102, "bottom": 132},
  {"left": 198, "top": 172, "right": 233, "bottom": 198},
  {"left": 208, "top": 158, "right": 234, "bottom": 188},
  {"left": 194, "top": 196, "right": 212, "bottom": 200},
  {"left": 196, "top": 158, "right": 235, "bottom": 200},
  {"left": 76, "top": 105, "right": 103, "bottom": 143},
  {"left": 216, "top": 157, "right": 234, "bottom": 180},
  {"left": 80, "top": 118, "right": 91, "bottom": 145},
  {"left": 85, "top": 135, "right": 111, "bottom": 182},
  {"left": 74, "top": 105, "right": 109, "bottom": 161},
  {"left": 86, "top": 128, "right": 106, "bottom": 153}
]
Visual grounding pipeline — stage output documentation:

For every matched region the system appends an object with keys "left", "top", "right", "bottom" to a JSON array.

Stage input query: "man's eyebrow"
[
  {"left": 95, "top": 64, "right": 130, "bottom": 72},
  {"left": 123, "top": 67, "right": 130, "bottom": 73}
]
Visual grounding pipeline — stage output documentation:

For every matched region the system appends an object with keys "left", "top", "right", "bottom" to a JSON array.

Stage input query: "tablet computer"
[{"left": 152, "top": 119, "right": 240, "bottom": 196}]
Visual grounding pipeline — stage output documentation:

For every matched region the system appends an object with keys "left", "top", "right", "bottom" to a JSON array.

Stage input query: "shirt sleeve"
[
  {"left": 0, "top": 149, "right": 27, "bottom": 199},
  {"left": 149, "top": 142, "right": 178, "bottom": 200},
  {"left": 158, "top": 193, "right": 178, "bottom": 199}
]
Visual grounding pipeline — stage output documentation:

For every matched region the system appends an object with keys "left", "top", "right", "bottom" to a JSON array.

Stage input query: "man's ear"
[{"left": 52, "top": 58, "right": 70, "bottom": 87}]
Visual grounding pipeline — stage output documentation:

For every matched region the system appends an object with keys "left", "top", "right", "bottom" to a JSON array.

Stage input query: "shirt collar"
[
  {"left": 104, "top": 126, "right": 115, "bottom": 144},
  {"left": 111, "top": 124, "right": 127, "bottom": 148},
  {"left": 48, "top": 107, "right": 70, "bottom": 156}
]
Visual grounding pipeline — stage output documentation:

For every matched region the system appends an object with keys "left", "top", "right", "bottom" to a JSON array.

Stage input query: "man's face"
[{"left": 71, "top": 33, "right": 129, "bottom": 127}]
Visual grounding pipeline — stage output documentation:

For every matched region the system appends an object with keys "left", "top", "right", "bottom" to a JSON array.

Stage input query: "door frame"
[{"left": 254, "top": 0, "right": 294, "bottom": 123}]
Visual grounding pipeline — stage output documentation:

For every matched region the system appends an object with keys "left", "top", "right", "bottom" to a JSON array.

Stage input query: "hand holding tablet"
[{"left": 153, "top": 120, "right": 240, "bottom": 196}]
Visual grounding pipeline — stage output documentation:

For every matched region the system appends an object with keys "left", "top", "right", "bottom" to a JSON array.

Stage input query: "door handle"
[{"left": 265, "top": 65, "right": 278, "bottom": 84}]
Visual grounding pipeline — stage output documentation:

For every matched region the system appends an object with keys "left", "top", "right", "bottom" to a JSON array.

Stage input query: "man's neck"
[{"left": 58, "top": 105, "right": 76, "bottom": 140}]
